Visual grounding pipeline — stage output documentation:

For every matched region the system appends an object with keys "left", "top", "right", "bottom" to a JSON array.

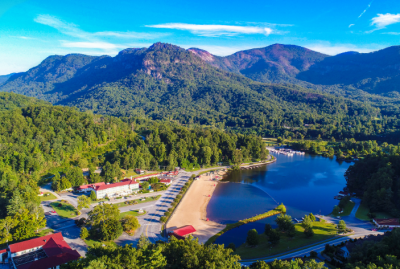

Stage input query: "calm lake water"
[{"left": 206, "top": 152, "right": 352, "bottom": 246}]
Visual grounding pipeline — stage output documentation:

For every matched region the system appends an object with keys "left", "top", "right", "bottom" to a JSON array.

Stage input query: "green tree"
[
  {"left": 66, "top": 167, "right": 85, "bottom": 187},
  {"left": 275, "top": 214, "right": 293, "bottom": 232},
  {"left": 246, "top": 229, "right": 259, "bottom": 246},
  {"left": 88, "top": 204, "right": 120, "bottom": 226},
  {"left": 332, "top": 205, "right": 340, "bottom": 215},
  {"left": 122, "top": 215, "right": 140, "bottom": 232},
  {"left": 338, "top": 220, "right": 347, "bottom": 231},
  {"left": 141, "top": 181, "right": 150, "bottom": 191},
  {"left": 90, "top": 190, "right": 97, "bottom": 201},
  {"left": 249, "top": 261, "right": 270, "bottom": 269},
  {"left": 268, "top": 229, "right": 280, "bottom": 245},
  {"left": 309, "top": 213, "right": 316, "bottom": 222},
  {"left": 98, "top": 219, "right": 123, "bottom": 241},
  {"left": 276, "top": 203, "right": 286, "bottom": 214},
  {"left": 0, "top": 216, "right": 16, "bottom": 243},
  {"left": 78, "top": 195, "right": 92, "bottom": 210},
  {"left": 80, "top": 227, "right": 89, "bottom": 240}
]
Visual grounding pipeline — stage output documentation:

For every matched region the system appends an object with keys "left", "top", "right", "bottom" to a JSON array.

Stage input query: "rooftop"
[
  {"left": 373, "top": 218, "right": 400, "bottom": 226},
  {"left": 172, "top": 225, "right": 196, "bottom": 237},
  {"left": 95, "top": 179, "right": 138, "bottom": 191}
]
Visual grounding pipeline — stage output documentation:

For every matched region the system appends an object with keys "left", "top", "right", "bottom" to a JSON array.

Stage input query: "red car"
[{"left": 51, "top": 210, "right": 56, "bottom": 213}]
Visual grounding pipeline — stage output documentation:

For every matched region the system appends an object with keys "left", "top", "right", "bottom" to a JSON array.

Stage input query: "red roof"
[
  {"left": 172, "top": 225, "right": 196, "bottom": 237},
  {"left": 374, "top": 218, "right": 400, "bottom": 226},
  {"left": 95, "top": 180, "right": 138, "bottom": 191},
  {"left": 160, "top": 179, "right": 172, "bottom": 184},
  {"left": 77, "top": 182, "right": 105, "bottom": 190},
  {"left": 10, "top": 232, "right": 80, "bottom": 269},
  {"left": 18, "top": 252, "right": 80, "bottom": 269},
  {"left": 0, "top": 249, "right": 6, "bottom": 254}
]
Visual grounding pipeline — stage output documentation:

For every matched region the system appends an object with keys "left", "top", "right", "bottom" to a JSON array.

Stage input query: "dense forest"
[
  {"left": 0, "top": 93, "right": 267, "bottom": 242},
  {"left": 345, "top": 155, "right": 400, "bottom": 217},
  {"left": 3, "top": 43, "right": 400, "bottom": 143},
  {"left": 62, "top": 235, "right": 326, "bottom": 269}
]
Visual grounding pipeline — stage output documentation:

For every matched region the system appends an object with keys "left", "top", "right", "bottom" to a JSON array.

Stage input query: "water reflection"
[{"left": 207, "top": 152, "right": 352, "bottom": 246}]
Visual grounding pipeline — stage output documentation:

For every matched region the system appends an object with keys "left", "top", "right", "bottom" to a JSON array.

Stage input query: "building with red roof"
[
  {"left": 94, "top": 179, "right": 139, "bottom": 199},
  {"left": 373, "top": 218, "right": 400, "bottom": 228},
  {"left": 169, "top": 225, "right": 196, "bottom": 240},
  {"left": 76, "top": 182, "right": 105, "bottom": 193},
  {"left": 338, "top": 191, "right": 350, "bottom": 197},
  {"left": 5, "top": 232, "right": 80, "bottom": 269},
  {"left": 160, "top": 179, "right": 172, "bottom": 186}
]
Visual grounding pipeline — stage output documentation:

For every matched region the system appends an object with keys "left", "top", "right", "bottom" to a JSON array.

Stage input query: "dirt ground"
[{"left": 166, "top": 171, "right": 227, "bottom": 243}]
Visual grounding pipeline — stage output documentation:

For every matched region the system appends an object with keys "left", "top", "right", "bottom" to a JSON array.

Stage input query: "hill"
[
  {"left": 0, "top": 91, "right": 49, "bottom": 111},
  {"left": 0, "top": 43, "right": 379, "bottom": 138}
]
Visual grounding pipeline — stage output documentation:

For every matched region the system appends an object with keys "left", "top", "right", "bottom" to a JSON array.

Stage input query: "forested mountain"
[
  {"left": 189, "top": 44, "right": 400, "bottom": 96},
  {"left": 0, "top": 42, "right": 389, "bottom": 140},
  {"left": 0, "top": 91, "right": 49, "bottom": 111},
  {"left": 0, "top": 73, "right": 15, "bottom": 85},
  {"left": 188, "top": 44, "right": 328, "bottom": 85}
]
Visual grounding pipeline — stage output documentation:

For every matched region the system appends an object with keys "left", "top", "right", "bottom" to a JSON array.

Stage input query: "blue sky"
[{"left": 1, "top": 0, "right": 400, "bottom": 74}]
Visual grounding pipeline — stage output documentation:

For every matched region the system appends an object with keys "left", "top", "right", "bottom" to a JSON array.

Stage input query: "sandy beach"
[{"left": 166, "top": 170, "right": 227, "bottom": 243}]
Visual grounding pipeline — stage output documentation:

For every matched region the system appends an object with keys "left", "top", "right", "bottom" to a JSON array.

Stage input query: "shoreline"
[{"left": 166, "top": 170, "right": 227, "bottom": 243}]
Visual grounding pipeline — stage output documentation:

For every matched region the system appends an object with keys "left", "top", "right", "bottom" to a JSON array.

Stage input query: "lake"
[{"left": 206, "top": 152, "right": 352, "bottom": 246}]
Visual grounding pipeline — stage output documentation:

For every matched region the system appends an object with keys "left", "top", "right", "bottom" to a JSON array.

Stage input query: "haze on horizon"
[{"left": 1, "top": 0, "right": 400, "bottom": 75}]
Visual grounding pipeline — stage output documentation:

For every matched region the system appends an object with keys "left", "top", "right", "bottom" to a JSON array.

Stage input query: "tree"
[
  {"left": 246, "top": 229, "right": 259, "bottom": 246},
  {"left": 122, "top": 215, "right": 140, "bottom": 232},
  {"left": 98, "top": 219, "right": 123, "bottom": 241},
  {"left": 304, "top": 228, "right": 314, "bottom": 237},
  {"left": 0, "top": 216, "right": 16, "bottom": 243},
  {"left": 227, "top": 242, "right": 236, "bottom": 252},
  {"left": 90, "top": 190, "right": 97, "bottom": 201},
  {"left": 275, "top": 214, "right": 293, "bottom": 232},
  {"left": 137, "top": 234, "right": 151, "bottom": 249},
  {"left": 66, "top": 167, "right": 85, "bottom": 187},
  {"left": 268, "top": 229, "right": 280, "bottom": 245},
  {"left": 141, "top": 181, "right": 150, "bottom": 191},
  {"left": 309, "top": 213, "right": 316, "bottom": 222},
  {"left": 13, "top": 209, "right": 39, "bottom": 240},
  {"left": 338, "top": 220, "right": 347, "bottom": 231},
  {"left": 148, "top": 177, "right": 159, "bottom": 184},
  {"left": 276, "top": 203, "right": 286, "bottom": 214},
  {"left": 265, "top": 223, "right": 272, "bottom": 236},
  {"left": 249, "top": 261, "right": 270, "bottom": 269},
  {"left": 302, "top": 215, "right": 313, "bottom": 230},
  {"left": 78, "top": 195, "right": 92, "bottom": 210},
  {"left": 88, "top": 204, "right": 120, "bottom": 226},
  {"left": 80, "top": 227, "right": 89, "bottom": 240}
]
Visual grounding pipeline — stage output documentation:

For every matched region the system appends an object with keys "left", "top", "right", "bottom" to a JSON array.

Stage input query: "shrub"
[
  {"left": 160, "top": 216, "right": 167, "bottom": 223},
  {"left": 227, "top": 242, "right": 236, "bottom": 252},
  {"left": 310, "top": 251, "right": 318, "bottom": 258},
  {"left": 246, "top": 229, "right": 259, "bottom": 246},
  {"left": 164, "top": 212, "right": 171, "bottom": 217},
  {"left": 304, "top": 228, "right": 314, "bottom": 237}
]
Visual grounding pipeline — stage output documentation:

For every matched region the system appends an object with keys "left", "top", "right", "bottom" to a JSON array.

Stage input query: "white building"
[
  {"left": 95, "top": 179, "right": 139, "bottom": 199},
  {"left": 373, "top": 218, "right": 400, "bottom": 228}
]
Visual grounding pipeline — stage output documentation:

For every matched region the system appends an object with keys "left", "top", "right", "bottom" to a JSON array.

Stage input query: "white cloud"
[
  {"left": 371, "top": 13, "right": 400, "bottom": 29},
  {"left": 383, "top": 32, "right": 400, "bottom": 35},
  {"left": 349, "top": 24, "right": 355, "bottom": 28},
  {"left": 146, "top": 23, "right": 274, "bottom": 37},
  {"left": 305, "top": 43, "right": 378, "bottom": 56}
]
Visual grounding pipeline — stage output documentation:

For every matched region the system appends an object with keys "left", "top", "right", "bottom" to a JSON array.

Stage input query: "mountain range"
[{"left": 0, "top": 42, "right": 394, "bottom": 128}]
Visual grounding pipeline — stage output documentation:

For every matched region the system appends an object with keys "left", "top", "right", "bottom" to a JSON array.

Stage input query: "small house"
[
  {"left": 169, "top": 225, "right": 196, "bottom": 240},
  {"left": 373, "top": 218, "right": 400, "bottom": 228}
]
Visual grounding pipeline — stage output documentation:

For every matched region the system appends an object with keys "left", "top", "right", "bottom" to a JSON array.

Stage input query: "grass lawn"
[
  {"left": 84, "top": 238, "right": 117, "bottom": 248},
  {"left": 120, "top": 210, "right": 147, "bottom": 219},
  {"left": 114, "top": 195, "right": 161, "bottom": 208},
  {"left": 331, "top": 201, "right": 355, "bottom": 217},
  {"left": 234, "top": 221, "right": 337, "bottom": 259},
  {"left": 50, "top": 201, "right": 79, "bottom": 218},
  {"left": 39, "top": 192, "right": 57, "bottom": 201},
  {"left": 355, "top": 202, "right": 393, "bottom": 221}
]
